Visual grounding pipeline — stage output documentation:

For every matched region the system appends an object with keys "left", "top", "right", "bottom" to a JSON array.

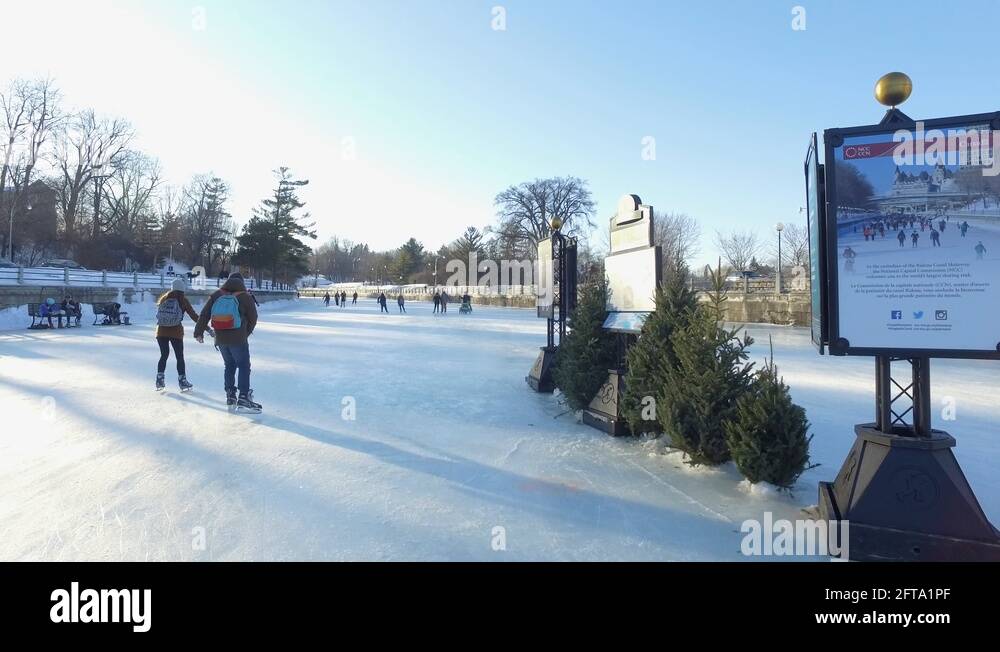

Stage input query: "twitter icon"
[{"left": 913, "top": 310, "right": 924, "bottom": 319}]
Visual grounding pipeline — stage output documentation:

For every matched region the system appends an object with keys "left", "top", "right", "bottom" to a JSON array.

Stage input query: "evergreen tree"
[
  {"left": 235, "top": 167, "right": 316, "bottom": 284},
  {"left": 725, "top": 342, "right": 814, "bottom": 489},
  {"left": 657, "top": 262, "right": 754, "bottom": 465},
  {"left": 552, "top": 275, "right": 618, "bottom": 411},
  {"left": 621, "top": 258, "right": 699, "bottom": 434}
]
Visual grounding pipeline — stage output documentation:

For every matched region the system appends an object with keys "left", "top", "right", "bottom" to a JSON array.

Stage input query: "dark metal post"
[
  {"left": 875, "top": 355, "right": 892, "bottom": 432},
  {"left": 912, "top": 357, "right": 932, "bottom": 437}
]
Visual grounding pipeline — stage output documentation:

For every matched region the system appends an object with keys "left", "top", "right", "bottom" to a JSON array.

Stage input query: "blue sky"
[{"left": 5, "top": 0, "right": 1000, "bottom": 266}]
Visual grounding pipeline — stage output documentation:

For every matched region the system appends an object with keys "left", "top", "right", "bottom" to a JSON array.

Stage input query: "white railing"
[{"left": 0, "top": 267, "right": 295, "bottom": 292}]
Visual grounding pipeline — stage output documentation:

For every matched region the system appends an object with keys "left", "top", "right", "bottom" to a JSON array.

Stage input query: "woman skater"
[{"left": 155, "top": 278, "right": 203, "bottom": 391}]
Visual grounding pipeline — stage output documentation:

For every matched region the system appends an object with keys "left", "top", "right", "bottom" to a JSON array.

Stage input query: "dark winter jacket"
[
  {"left": 155, "top": 290, "right": 201, "bottom": 339},
  {"left": 194, "top": 277, "right": 258, "bottom": 346}
]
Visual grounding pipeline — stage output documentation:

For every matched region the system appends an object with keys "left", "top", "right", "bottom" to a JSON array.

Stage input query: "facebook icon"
[{"left": 891, "top": 310, "right": 903, "bottom": 320}]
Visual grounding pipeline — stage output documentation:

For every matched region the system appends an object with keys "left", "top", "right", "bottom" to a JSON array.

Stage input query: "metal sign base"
[
  {"left": 526, "top": 346, "right": 557, "bottom": 393},
  {"left": 819, "top": 424, "right": 1000, "bottom": 561},
  {"left": 582, "top": 369, "right": 629, "bottom": 437}
]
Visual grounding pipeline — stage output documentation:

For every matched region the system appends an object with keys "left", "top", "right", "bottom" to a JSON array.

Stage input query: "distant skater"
[
  {"left": 352, "top": 291, "right": 358, "bottom": 305},
  {"left": 911, "top": 231, "right": 920, "bottom": 247},
  {"left": 397, "top": 293, "right": 406, "bottom": 313},
  {"left": 341, "top": 291, "right": 347, "bottom": 307},
  {"left": 433, "top": 290, "right": 441, "bottom": 314},
  {"left": 897, "top": 230, "right": 906, "bottom": 248},
  {"left": 440, "top": 290, "right": 449, "bottom": 314},
  {"left": 975, "top": 241, "right": 987, "bottom": 260},
  {"left": 842, "top": 246, "right": 856, "bottom": 273},
  {"left": 930, "top": 228, "right": 941, "bottom": 247},
  {"left": 961, "top": 221, "right": 969, "bottom": 237},
  {"left": 324, "top": 292, "right": 330, "bottom": 307},
  {"left": 378, "top": 292, "right": 389, "bottom": 313},
  {"left": 334, "top": 292, "right": 340, "bottom": 307}
]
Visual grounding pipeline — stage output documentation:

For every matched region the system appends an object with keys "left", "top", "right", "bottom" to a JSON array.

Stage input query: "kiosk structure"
[
  {"left": 582, "top": 194, "right": 661, "bottom": 436},
  {"left": 808, "top": 73, "right": 1000, "bottom": 560}
]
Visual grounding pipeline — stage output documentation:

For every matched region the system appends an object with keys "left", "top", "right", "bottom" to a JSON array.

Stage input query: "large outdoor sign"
[
  {"left": 804, "top": 133, "right": 827, "bottom": 352},
  {"left": 602, "top": 194, "right": 660, "bottom": 333},
  {"left": 536, "top": 237, "right": 554, "bottom": 319},
  {"left": 606, "top": 248, "right": 658, "bottom": 312},
  {"left": 822, "top": 111, "right": 1000, "bottom": 359}
]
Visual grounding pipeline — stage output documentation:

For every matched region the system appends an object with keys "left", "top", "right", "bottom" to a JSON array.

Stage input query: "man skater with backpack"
[
  {"left": 155, "top": 278, "right": 202, "bottom": 392},
  {"left": 194, "top": 272, "right": 261, "bottom": 413}
]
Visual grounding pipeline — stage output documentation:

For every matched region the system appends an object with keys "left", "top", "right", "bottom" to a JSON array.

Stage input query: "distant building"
[
  {"left": 877, "top": 163, "right": 970, "bottom": 214},
  {"left": 1, "top": 180, "right": 60, "bottom": 257}
]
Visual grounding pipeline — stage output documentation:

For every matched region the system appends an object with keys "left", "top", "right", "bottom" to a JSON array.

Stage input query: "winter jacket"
[
  {"left": 194, "top": 277, "right": 259, "bottom": 346},
  {"left": 155, "top": 290, "right": 201, "bottom": 339}
]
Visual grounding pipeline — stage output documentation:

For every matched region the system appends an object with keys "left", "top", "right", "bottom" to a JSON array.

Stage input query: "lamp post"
[
  {"left": 91, "top": 163, "right": 110, "bottom": 239},
  {"left": 775, "top": 222, "right": 784, "bottom": 295}
]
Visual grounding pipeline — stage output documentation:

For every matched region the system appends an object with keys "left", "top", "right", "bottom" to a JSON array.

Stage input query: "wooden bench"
[
  {"left": 92, "top": 302, "right": 130, "bottom": 326},
  {"left": 27, "top": 303, "right": 78, "bottom": 330}
]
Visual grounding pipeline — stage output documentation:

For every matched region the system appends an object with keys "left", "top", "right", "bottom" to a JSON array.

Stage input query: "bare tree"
[
  {"left": 493, "top": 176, "right": 596, "bottom": 250},
  {"left": 179, "top": 175, "right": 233, "bottom": 274},
  {"left": 653, "top": 211, "right": 701, "bottom": 271},
  {"left": 52, "top": 109, "right": 133, "bottom": 243},
  {"left": 1, "top": 78, "right": 62, "bottom": 257},
  {"left": 779, "top": 223, "right": 809, "bottom": 269},
  {"left": 101, "top": 150, "right": 162, "bottom": 236},
  {"left": 714, "top": 229, "right": 760, "bottom": 274},
  {"left": 1, "top": 79, "right": 36, "bottom": 215}
]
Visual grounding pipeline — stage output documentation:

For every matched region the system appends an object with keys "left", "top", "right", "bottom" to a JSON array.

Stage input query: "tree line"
[
  {"left": 5, "top": 75, "right": 795, "bottom": 286},
  {"left": 0, "top": 77, "right": 315, "bottom": 286}
]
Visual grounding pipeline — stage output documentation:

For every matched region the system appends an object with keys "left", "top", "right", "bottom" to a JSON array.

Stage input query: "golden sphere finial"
[
  {"left": 874, "top": 72, "right": 912, "bottom": 107},
  {"left": 550, "top": 215, "right": 563, "bottom": 231}
]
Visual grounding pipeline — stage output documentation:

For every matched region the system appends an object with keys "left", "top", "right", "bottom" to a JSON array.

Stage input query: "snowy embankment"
[{"left": 0, "top": 298, "right": 996, "bottom": 561}]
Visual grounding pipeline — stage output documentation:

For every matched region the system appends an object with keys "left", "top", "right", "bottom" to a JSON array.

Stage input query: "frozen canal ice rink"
[{"left": 1, "top": 297, "right": 997, "bottom": 560}]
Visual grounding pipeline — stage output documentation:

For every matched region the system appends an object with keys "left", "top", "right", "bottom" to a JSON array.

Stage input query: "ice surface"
[{"left": 0, "top": 298, "right": 996, "bottom": 561}]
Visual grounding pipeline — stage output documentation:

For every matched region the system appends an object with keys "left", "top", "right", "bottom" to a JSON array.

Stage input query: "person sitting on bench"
[
  {"left": 39, "top": 298, "right": 65, "bottom": 329},
  {"left": 61, "top": 295, "right": 82, "bottom": 327},
  {"left": 103, "top": 302, "right": 123, "bottom": 325}
]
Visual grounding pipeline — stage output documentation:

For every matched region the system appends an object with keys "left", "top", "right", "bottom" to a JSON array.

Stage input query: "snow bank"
[{"left": 0, "top": 306, "right": 31, "bottom": 331}]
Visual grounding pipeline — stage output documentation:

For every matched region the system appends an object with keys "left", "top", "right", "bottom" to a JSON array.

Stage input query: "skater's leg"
[
  {"left": 156, "top": 336, "right": 171, "bottom": 374},
  {"left": 172, "top": 338, "right": 186, "bottom": 376},
  {"left": 219, "top": 345, "right": 237, "bottom": 394},
  {"left": 228, "top": 342, "right": 251, "bottom": 396}
]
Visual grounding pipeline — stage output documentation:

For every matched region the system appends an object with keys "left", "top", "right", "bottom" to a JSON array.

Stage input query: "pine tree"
[
  {"left": 235, "top": 167, "right": 316, "bottom": 284},
  {"left": 725, "top": 341, "right": 814, "bottom": 489},
  {"left": 552, "top": 275, "right": 618, "bottom": 411},
  {"left": 657, "top": 262, "right": 754, "bottom": 465},
  {"left": 621, "top": 258, "right": 699, "bottom": 435}
]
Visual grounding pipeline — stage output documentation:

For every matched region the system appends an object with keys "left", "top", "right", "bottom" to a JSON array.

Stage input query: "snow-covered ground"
[{"left": 1, "top": 298, "right": 997, "bottom": 561}]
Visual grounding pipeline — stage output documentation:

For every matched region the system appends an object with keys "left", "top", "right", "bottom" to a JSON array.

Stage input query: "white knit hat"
[{"left": 171, "top": 278, "right": 187, "bottom": 292}]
